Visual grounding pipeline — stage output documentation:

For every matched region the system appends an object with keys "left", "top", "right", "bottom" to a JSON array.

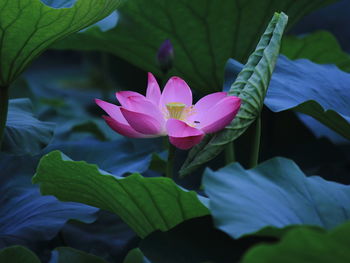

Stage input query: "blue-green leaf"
[
  {"left": 223, "top": 54, "right": 350, "bottom": 141},
  {"left": 265, "top": 56, "right": 350, "bottom": 141},
  {"left": 3, "top": 99, "right": 55, "bottom": 155},
  {"left": 203, "top": 157, "right": 350, "bottom": 239}
]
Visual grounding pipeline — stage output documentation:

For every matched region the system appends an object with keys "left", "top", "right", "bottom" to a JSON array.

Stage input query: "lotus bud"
[{"left": 157, "top": 39, "right": 174, "bottom": 74}]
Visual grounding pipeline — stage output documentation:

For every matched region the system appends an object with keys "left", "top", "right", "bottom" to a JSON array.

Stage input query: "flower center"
[{"left": 166, "top": 102, "right": 186, "bottom": 120}]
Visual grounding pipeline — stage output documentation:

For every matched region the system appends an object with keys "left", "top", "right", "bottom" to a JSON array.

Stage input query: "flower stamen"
[{"left": 166, "top": 102, "right": 186, "bottom": 120}]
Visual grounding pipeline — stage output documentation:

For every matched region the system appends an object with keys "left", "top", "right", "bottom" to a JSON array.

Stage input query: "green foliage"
[
  {"left": 180, "top": 12, "right": 288, "bottom": 176},
  {"left": 54, "top": 0, "right": 335, "bottom": 93},
  {"left": 282, "top": 31, "right": 350, "bottom": 72},
  {"left": 33, "top": 151, "right": 209, "bottom": 238},
  {"left": 203, "top": 157, "right": 350, "bottom": 238},
  {"left": 0, "top": 0, "right": 122, "bottom": 86},
  {"left": 0, "top": 246, "right": 40, "bottom": 263},
  {"left": 3, "top": 99, "right": 55, "bottom": 155},
  {"left": 242, "top": 222, "right": 350, "bottom": 263}
]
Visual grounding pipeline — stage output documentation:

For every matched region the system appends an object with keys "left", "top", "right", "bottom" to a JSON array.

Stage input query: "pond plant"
[{"left": 1, "top": 0, "right": 350, "bottom": 263}]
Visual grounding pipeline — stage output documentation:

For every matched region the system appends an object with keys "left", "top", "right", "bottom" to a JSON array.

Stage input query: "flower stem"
[
  {"left": 248, "top": 116, "right": 261, "bottom": 169},
  {"left": 166, "top": 142, "right": 176, "bottom": 178},
  {"left": 0, "top": 85, "right": 9, "bottom": 150},
  {"left": 225, "top": 141, "right": 235, "bottom": 164}
]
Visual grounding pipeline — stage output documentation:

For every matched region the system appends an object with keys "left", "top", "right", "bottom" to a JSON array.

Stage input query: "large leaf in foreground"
[
  {"left": 2, "top": 99, "right": 55, "bottom": 155},
  {"left": 203, "top": 157, "right": 350, "bottom": 239},
  {"left": 242, "top": 222, "right": 350, "bottom": 263},
  {"left": 180, "top": 12, "right": 288, "bottom": 176},
  {"left": 0, "top": 0, "right": 122, "bottom": 86},
  {"left": 54, "top": 0, "right": 334, "bottom": 93},
  {"left": 33, "top": 151, "right": 209, "bottom": 238},
  {"left": 281, "top": 31, "right": 350, "bottom": 72}
]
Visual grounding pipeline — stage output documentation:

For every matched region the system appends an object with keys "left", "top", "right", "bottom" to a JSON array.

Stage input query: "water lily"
[{"left": 96, "top": 73, "right": 241, "bottom": 150}]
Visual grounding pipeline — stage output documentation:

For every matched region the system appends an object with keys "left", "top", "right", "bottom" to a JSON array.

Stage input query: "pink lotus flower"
[{"left": 95, "top": 73, "right": 241, "bottom": 150}]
